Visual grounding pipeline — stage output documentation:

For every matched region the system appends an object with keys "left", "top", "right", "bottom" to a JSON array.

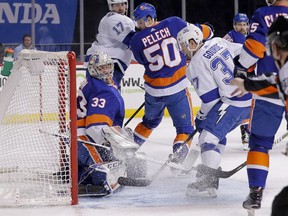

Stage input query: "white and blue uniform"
[
  {"left": 187, "top": 37, "right": 252, "bottom": 169},
  {"left": 84, "top": 12, "right": 136, "bottom": 87}
]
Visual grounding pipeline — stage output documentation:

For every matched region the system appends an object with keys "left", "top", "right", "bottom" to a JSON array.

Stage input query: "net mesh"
[{"left": 0, "top": 50, "right": 75, "bottom": 206}]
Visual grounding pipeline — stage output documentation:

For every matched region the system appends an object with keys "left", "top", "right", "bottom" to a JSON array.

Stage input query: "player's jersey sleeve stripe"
[
  {"left": 143, "top": 65, "right": 186, "bottom": 87},
  {"left": 243, "top": 38, "right": 266, "bottom": 59},
  {"left": 250, "top": 85, "right": 278, "bottom": 96},
  {"left": 199, "top": 88, "right": 220, "bottom": 103},
  {"left": 86, "top": 114, "right": 113, "bottom": 127}
]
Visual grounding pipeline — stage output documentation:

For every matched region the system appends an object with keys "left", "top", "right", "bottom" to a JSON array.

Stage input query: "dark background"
[{"left": 73, "top": 0, "right": 266, "bottom": 54}]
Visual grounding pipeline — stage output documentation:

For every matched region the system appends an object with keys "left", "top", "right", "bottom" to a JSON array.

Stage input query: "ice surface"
[{"left": 1, "top": 117, "right": 287, "bottom": 216}]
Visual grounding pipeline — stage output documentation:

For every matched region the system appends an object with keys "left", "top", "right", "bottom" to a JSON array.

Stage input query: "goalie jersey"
[
  {"left": 84, "top": 12, "right": 136, "bottom": 71},
  {"left": 239, "top": 5, "right": 288, "bottom": 76},
  {"left": 77, "top": 74, "right": 125, "bottom": 145},
  {"left": 187, "top": 37, "right": 252, "bottom": 116}
]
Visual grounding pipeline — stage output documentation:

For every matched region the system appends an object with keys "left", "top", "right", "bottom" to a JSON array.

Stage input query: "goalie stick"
[
  {"left": 118, "top": 160, "right": 247, "bottom": 187},
  {"left": 39, "top": 129, "right": 110, "bottom": 150},
  {"left": 118, "top": 129, "right": 199, "bottom": 187}
]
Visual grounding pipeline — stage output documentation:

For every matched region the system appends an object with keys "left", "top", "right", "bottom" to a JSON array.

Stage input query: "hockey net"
[{"left": 0, "top": 50, "right": 78, "bottom": 206}]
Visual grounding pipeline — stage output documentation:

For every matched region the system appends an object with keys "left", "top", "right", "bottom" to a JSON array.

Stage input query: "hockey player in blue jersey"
[
  {"left": 224, "top": 13, "right": 251, "bottom": 150},
  {"left": 84, "top": 0, "right": 136, "bottom": 89},
  {"left": 129, "top": 3, "right": 214, "bottom": 169},
  {"left": 224, "top": 13, "right": 249, "bottom": 44},
  {"left": 77, "top": 50, "right": 127, "bottom": 196},
  {"left": 230, "top": 15, "right": 288, "bottom": 214},
  {"left": 177, "top": 24, "right": 252, "bottom": 197},
  {"left": 233, "top": 0, "right": 288, "bottom": 211}
]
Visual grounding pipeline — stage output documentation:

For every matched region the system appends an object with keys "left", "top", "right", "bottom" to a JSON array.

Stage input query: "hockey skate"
[
  {"left": 186, "top": 168, "right": 220, "bottom": 198},
  {"left": 243, "top": 187, "right": 263, "bottom": 210}
]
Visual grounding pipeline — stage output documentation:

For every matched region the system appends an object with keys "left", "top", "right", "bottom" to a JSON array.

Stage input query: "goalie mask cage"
[{"left": 0, "top": 50, "right": 78, "bottom": 206}]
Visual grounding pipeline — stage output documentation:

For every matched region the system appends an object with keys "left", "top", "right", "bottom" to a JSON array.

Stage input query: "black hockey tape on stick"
[
  {"left": 196, "top": 161, "right": 247, "bottom": 179},
  {"left": 118, "top": 129, "right": 198, "bottom": 187},
  {"left": 118, "top": 177, "right": 151, "bottom": 187}
]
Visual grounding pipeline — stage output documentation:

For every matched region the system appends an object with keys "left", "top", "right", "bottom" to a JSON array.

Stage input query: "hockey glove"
[
  {"left": 233, "top": 55, "right": 256, "bottom": 78},
  {"left": 195, "top": 111, "right": 206, "bottom": 133}
]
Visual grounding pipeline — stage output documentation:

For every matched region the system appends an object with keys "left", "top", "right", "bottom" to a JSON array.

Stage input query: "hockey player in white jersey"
[
  {"left": 177, "top": 24, "right": 252, "bottom": 197},
  {"left": 84, "top": 0, "right": 136, "bottom": 89}
]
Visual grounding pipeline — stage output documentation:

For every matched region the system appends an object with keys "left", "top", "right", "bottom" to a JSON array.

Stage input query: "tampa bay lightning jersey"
[
  {"left": 187, "top": 37, "right": 252, "bottom": 116},
  {"left": 130, "top": 16, "right": 190, "bottom": 97},
  {"left": 84, "top": 12, "right": 136, "bottom": 69},
  {"left": 239, "top": 5, "right": 288, "bottom": 75},
  {"left": 223, "top": 29, "right": 246, "bottom": 44},
  {"left": 77, "top": 73, "right": 125, "bottom": 141}
]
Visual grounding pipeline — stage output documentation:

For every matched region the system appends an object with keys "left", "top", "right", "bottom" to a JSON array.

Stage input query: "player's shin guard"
[{"left": 79, "top": 164, "right": 113, "bottom": 196}]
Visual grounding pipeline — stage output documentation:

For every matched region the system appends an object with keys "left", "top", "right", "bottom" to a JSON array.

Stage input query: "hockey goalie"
[{"left": 77, "top": 50, "right": 146, "bottom": 197}]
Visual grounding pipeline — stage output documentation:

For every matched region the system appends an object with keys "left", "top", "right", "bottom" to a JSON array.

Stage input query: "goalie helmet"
[
  {"left": 233, "top": 13, "right": 249, "bottom": 24},
  {"left": 266, "top": 16, "right": 288, "bottom": 56},
  {"left": 133, "top": 3, "right": 157, "bottom": 22},
  {"left": 107, "top": 0, "right": 128, "bottom": 12},
  {"left": 266, "top": 0, "right": 277, "bottom": 5},
  {"left": 88, "top": 50, "right": 114, "bottom": 84},
  {"left": 177, "top": 23, "right": 203, "bottom": 52}
]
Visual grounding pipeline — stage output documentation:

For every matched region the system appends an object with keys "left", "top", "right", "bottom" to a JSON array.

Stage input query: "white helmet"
[
  {"left": 107, "top": 0, "right": 128, "bottom": 12},
  {"left": 177, "top": 23, "right": 203, "bottom": 52},
  {"left": 266, "top": 0, "right": 276, "bottom": 5},
  {"left": 88, "top": 50, "right": 114, "bottom": 84}
]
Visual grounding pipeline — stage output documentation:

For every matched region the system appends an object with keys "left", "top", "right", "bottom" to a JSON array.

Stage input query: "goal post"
[{"left": 0, "top": 50, "right": 78, "bottom": 206}]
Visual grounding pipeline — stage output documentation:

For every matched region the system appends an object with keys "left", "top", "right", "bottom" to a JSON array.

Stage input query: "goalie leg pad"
[{"left": 78, "top": 164, "right": 113, "bottom": 196}]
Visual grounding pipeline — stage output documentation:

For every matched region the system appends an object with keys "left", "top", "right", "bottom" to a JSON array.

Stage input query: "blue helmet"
[
  {"left": 133, "top": 3, "right": 157, "bottom": 22},
  {"left": 233, "top": 13, "right": 249, "bottom": 24}
]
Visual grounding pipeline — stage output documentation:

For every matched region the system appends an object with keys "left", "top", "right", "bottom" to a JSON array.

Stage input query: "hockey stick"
[
  {"left": 124, "top": 86, "right": 145, "bottom": 127},
  {"left": 196, "top": 161, "right": 247, "bottom": 179},
  {"left": 118, "top": 129, "right": 199, "bottom": 186},
  {"left": 273, "top": 131, "right": 288, "bottom": 146},
  {"left": 39, "top": 129, "right": 110, "bottom": 150},
  {"left": 193, "top": 131, "right": 288, "bottom": 180},
  {"left": 197, "top": 131, "right": 288, "bottom": 179},
  {"left": 124, "top": 102, "right": 145, "bottom": 127}
]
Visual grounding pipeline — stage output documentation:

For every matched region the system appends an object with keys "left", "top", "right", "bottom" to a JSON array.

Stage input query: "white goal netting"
[{"left": 0, "top": 50, "right": 77, "bottom": 206}]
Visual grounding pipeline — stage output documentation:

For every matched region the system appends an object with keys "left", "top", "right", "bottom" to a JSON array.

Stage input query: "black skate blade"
[{"left": 118, "top": 177, "right": 152, "bottom": 187}]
